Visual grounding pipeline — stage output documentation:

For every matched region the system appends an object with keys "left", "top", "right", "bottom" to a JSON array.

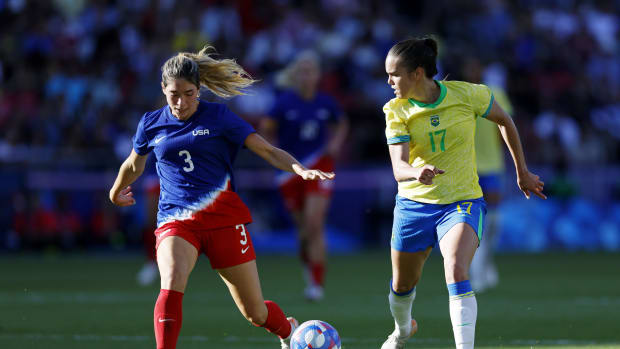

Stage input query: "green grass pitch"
[{"left": 1, "top": 250, "right": 619, "bottom": 348}]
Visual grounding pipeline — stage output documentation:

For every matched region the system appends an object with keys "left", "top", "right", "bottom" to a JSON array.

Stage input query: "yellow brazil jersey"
[
  {"left": 384, "top": 80, "right": 494, "bottom": 204},
  {"left": 474, "top": 86, "right": 513, "bottom": 175}
]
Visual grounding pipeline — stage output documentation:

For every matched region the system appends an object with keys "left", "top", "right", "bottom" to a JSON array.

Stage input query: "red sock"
[
  {"left": 154, "top": 289, "right": 184, "bottom": 349},
  {"left": 310, "top": 263, "right": 325, "bottom": 286},
  {"left": 258, "top": 300, "right": 292, "bottom": 339}
]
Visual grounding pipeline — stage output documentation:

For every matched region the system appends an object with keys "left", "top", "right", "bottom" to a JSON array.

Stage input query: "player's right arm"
[
  {"left": 109, "top": 149, "right": 148, "bottom": 206},
  {"left": 388, "top": 142, "right": 444, "bottom": 185}
]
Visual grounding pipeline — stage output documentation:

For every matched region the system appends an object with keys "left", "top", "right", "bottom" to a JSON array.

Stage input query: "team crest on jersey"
[{"left": 430, "top": 115, "right": 440, "bottom": 127}]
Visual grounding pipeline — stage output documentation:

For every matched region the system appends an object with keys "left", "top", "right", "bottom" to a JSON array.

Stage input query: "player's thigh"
[
  {"left": 217, "top": 260, "right": 266, "bottom": 320},
  {"left": 156, "top": 236, "right": 199, "bottom": 291},
  {"left": 303, "top": 194, "right": 330, "bottom": 230},
  {"left": 391, "top": 246, "right": 432, "bottom": 291},
  {"left": 438, "top": 223, "right": 478, "bottom": 282},
  {"left": 279, "top": 176, "right": 304, "bottom": 214}
]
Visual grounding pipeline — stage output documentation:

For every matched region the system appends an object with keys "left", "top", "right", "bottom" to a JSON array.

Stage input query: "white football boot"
[
  {"left": 380, "top": 319, "right": 418, "bottom": 349},
  {"left": 304, "top": 284, "right": 324, "bottom": 302}
]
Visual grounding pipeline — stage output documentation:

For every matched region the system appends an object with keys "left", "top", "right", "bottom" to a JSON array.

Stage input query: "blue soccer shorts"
[{"left": 391, "top": 195, "right": 487, "bottom": 252}]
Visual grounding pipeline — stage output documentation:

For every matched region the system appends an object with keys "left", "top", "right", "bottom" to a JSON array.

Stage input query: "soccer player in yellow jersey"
[
  {"left": 380, "top": 37, "right": 546, "bottom": 349},
  {"left": 470, "top": 62, "right": 514, "bottom": 293}
]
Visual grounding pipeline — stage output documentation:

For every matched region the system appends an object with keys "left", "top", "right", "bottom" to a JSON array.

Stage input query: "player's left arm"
[
  {"left": 485, "top": 101, "right": 546, "bottom": 199},
  {"left": 244, "top": 133, "right": 335, "bottom": 181}
]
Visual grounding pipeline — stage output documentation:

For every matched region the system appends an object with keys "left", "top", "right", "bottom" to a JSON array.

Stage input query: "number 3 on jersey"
[{"left": 178, "top": 150, "right": 194, "bottom": 172}]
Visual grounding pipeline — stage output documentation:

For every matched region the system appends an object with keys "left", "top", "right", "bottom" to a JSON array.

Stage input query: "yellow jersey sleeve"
[
  {"left": 384, "top": 101, "right": 410, "bottom": 144},
  {"left": 469, "top": 83, "right": 494, "bottom": 118}
]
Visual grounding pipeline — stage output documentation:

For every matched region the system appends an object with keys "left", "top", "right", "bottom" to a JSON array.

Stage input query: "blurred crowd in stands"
[
  {"left": 1, "top": 0, "right": 619, "bottom": 251},
  {"left": 1, "top": 0, "right": 618, "bottom": 168}
]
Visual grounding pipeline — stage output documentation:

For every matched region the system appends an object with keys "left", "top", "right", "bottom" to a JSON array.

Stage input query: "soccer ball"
[{"left": 290, "top": 320, "right": 341, "bottom": 349}]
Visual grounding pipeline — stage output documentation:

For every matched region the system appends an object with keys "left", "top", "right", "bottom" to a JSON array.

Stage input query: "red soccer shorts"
[
  {"left": 154, "top": 221, "right": 256, "bottom": 269},
  {"left": 279, "top": 155, "right": 334, "bottom": 211}
]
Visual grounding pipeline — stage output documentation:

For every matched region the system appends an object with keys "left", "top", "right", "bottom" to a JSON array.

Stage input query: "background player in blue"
[
  {"left": 261, "top": 50, "right": 348, "bottom": 301},
  {"left": 108, "top": 46, "right": 334, "bottom": 349}
]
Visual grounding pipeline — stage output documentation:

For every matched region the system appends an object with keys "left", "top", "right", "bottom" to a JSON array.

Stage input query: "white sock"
[
  {"left": 449, "top": 295, "right": 477, "bottom": 349},
  {"left": 389, "top": 285, "right": 416, "bottom": 336}
]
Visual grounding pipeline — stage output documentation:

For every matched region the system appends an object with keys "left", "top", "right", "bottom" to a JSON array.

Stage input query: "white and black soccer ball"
[{"left": 290, "top": 320, "right": 341, "bottom": 349}]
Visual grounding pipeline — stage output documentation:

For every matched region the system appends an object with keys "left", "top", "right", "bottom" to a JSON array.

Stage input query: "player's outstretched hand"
[
  {"left": 416, "top": 164, "right": 445, "bottom": 185},
  {"left": 292, "top": 164, "right": 335, "bottom": 181},
  {"left": 517, "top": 170, "right": 546, "bottom": 200},
  {"left": 110, "top": 186, "right": 137, "bottom": 206}
]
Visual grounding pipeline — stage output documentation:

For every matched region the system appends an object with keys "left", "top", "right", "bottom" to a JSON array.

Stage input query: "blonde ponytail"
[{"left": 162, "top": 46, "right": 257, "bottom": 98}]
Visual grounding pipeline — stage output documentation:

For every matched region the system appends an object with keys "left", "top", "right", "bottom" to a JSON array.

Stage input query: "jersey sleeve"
[
  {"left": 132, "top": 114, "right": 152, "bottom": 155},
  {"left": 221, "top": 105, "right": 256, "bottom": 145},
  {"left": 470, "top": 83, "right": 494, "bottom": 118},
  {"left": 384, "top": 103, "right": 410, "bottom": 144}
]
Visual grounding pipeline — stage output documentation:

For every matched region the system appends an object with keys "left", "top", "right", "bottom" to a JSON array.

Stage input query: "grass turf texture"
[{"left": 1, "top": 251, "right": 619, "bottom": 348}]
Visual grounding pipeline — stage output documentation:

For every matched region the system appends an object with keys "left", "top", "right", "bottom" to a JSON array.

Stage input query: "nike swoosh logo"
[
  {"left": 241, "top": 246, "right": 250, "bottom": 254},
  {"left": 157, "top": 228, "right": 172, "bottom": 240},
  {"left": 457, "top": 323, "right": 472, "bottom": 327},
  {"left": 158, "top": 318, "right": 176, "bottom": 322},
  {"left": 154, "top": 135, "right": 166, "bottom": 144}
]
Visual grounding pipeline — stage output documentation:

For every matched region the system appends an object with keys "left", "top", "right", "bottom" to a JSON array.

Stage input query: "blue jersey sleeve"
[
  {"left": 133, "top": 114, "right": 152, "bottom": 155},
  {"left": 221, "top": 105, "right": 256, "bottom": 145}
]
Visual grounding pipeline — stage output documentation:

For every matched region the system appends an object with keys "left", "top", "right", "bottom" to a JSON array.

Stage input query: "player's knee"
[
  {"left": 304, "top": 220, "right": 323, "bottom": 238},
  {"left": 392, "top": 277, "right": 418, "bottom": 293},
  {"left": 244, "top": 304, "right": 268, "bottom": 326},
  {"left": 159, "top": 265, "right": 188, "bottom": 290},
  {"left": 444, "top": 261, "right": 468, "bottom": 282}
]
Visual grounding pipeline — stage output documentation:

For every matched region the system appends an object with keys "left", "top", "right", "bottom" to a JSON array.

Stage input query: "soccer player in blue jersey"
[
  {"left": 109, "top": 46, "right": 334, "bottom": 349},
  {"left": 381, "top": 37, "right": 546, "bottom": 349},
  {"left": 261, "top": 51, "right": 348, "bottom": 301}
]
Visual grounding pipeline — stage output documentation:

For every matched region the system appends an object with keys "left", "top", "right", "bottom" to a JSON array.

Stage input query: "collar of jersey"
[{"left": 407, "top": 80, "right": 446, "bottom": 109}]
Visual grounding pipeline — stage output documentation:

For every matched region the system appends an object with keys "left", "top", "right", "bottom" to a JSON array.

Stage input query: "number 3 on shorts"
[{"left": 236, "top": 224, "right": 250, "bottom": 254}]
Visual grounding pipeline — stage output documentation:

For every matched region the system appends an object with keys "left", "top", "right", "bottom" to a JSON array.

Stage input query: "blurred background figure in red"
[{"left": 260, "top": 51, "right": 348, "bottom": 301}]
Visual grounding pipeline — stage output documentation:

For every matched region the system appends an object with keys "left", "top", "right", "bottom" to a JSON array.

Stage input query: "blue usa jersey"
[
  {"left": 268, "top": 89, "right": 342, "bottom": 165},
  {"left": 133, "top": 100, "right": 255, "bottom": 229}
]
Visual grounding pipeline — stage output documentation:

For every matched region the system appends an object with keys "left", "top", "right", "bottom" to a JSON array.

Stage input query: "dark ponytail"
[{"left": 388, "top": 36, "right": 438, "bottom": 78}]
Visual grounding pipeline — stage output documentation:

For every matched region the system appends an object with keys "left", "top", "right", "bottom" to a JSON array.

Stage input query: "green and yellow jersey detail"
[{"left": 384, "top": 80, "right": 493, "bottom": 204}]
